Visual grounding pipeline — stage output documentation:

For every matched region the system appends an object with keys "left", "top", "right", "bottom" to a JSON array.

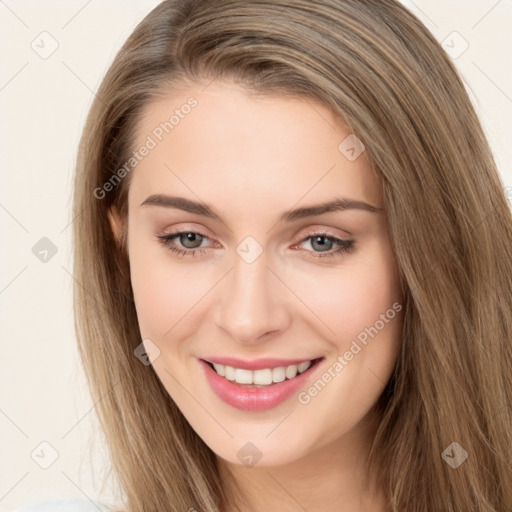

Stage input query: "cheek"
[
  {"left": 329, "top": 244, "right": 403, "bottom": 394},
  {"left": 297, "top": 242, "right": 402, "bottom": 346},
  {"left": 128, "top": 230, "right": 192, "bottom": 338},
  {"left": 128, "top": 231, "right": 221, "bottom": 346},
  {"left": 295, "top": 246, "right": 402, "bottom": 439}
]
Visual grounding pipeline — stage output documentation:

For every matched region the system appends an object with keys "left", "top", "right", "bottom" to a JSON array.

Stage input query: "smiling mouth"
[{"left": 203, "top": 357, "right": 324, "bottom": 388}]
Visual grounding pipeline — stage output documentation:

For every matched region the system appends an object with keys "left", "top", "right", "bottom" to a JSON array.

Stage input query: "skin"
[{"left": 109, "top": 80, "right": 403, "bottom": 512}]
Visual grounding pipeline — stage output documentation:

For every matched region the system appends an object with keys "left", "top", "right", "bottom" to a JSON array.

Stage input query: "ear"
[
  {"left": 108, "top": 206, "right": 123, "bottom": 244},
  {"left": 107, "top": 206, "right": 131, "bottom": 286}
]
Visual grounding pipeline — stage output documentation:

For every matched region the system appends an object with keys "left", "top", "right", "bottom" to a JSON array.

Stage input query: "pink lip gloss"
[{"left": 198, "top": 358, "right": 322, "bottom": 411}]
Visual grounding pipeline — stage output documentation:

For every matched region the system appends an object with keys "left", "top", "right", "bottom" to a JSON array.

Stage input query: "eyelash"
[{"left": 156, "top": 230, "right": 355, "bottom": 260}]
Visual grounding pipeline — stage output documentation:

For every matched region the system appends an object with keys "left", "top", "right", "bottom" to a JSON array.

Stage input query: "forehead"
[{"left": 128, "top": 81, "right": 382, "bottom": 215}]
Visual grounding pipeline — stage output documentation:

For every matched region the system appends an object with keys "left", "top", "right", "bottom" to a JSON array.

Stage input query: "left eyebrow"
[
  {"left": 140, "top": 194, "right": 382, "bottom": 223},
  {"left": 279, "top": 197, "right": 382, "bottom": 222}
]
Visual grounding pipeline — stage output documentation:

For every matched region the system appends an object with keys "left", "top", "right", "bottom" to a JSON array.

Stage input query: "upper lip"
[{"left": 201, "top": 356, "right": 322, "bottom": 370}]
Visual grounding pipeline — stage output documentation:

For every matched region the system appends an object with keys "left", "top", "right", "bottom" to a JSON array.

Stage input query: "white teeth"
[
  {"left": 254, "top": 368, "right": 273, "bottom": 385},
  {"left": 213, "top": 363, "right": 225, "bottom": 376},
  {"left": 285, "top": 364, "right": 298, "bottom": 379},
  {"left": 234, "top": 368, "right": 253, "bottom": 384},
  {"left": 210, "top": 360, "right": 315, "bottom": 386},
  {"left": 297, "top": 361, "right": 312, "bottom": 373},
  {"left": 224, "top": 365, "right": 235, "bottom": 381},
  {"left": 272, "top": 367, "right": 286, "bottom": 383}
]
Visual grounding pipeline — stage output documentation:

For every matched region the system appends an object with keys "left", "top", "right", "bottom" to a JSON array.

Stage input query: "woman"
[{"left": 70, "top": 0, "right": 512, "bottom": 511}]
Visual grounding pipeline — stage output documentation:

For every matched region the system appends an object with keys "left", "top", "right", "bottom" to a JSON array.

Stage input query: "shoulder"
[{"left": 8, "top": 496, "right": 115, "bottom": 512}]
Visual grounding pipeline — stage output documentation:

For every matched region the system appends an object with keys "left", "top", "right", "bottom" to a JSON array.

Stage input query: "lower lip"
[{"left": 198, "top": 358, "right": 323, "bottom": 411}]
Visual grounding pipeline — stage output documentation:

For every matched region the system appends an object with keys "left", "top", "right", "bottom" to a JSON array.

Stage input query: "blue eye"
[
  {"left": 157, "top": 231, "right": 355, "bottom": 259},
  {"left": 297, "top": 233, "right": 355, "bottom": 258},
  {"left": 157, "top": 231, "right": 210, "bottom": 258}
]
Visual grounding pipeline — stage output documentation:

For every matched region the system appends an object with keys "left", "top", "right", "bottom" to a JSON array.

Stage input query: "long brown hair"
[{"left": 72, "top": 1, "right": 512, "bottom": 510}]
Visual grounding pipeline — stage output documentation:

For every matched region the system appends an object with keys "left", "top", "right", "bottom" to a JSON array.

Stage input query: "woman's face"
[{"left": 110, "top": 80, "right": 403, "bottom": 467}]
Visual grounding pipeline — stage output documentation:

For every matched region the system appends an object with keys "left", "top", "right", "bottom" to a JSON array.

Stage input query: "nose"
[{"left": 214, "top": 250, "right": 291, "bottom": 345}]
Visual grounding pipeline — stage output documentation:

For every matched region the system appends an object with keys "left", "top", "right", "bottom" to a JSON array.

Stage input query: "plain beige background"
[{"left": 1, "top": 1, "right": 511, "bottom": 511}]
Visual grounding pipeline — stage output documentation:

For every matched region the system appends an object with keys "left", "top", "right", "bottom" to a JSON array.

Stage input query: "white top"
[{"left": 8, "top": 496, "right": 114, "bottom": 512}]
